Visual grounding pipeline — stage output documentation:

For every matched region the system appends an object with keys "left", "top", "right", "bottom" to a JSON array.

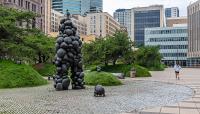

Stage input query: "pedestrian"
[{"left": 174, "top": 62, "right": 182, "bottom": 80}]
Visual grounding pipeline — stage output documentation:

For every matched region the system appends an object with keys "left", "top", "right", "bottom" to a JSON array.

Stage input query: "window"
[
  {"left": 32, "top": 4, "right": 36, "bottom": 12},
  {"left": 40, "top": 7, "right": 43, "bottom": 14}
]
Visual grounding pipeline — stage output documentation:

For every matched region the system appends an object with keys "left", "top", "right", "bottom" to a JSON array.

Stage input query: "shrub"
[
  {"left": 133, "top": 65, "right": 151, "bottom": 77},
  {"left": 0, "top": 60, "right": 47, "bottom": 88},
  {"left": 84, "top": 71, "right": 122, "bottom": 86},
  {"left": 100, "top": 64, "right": 132, "bottom": 77},
  {"left": 33, "top": 63, "right": 56, "bottom": 77}
]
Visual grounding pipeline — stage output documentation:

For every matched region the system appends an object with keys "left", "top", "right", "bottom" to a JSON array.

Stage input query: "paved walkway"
[
  {"left": 131, "top": 68, "right": 200, "bottom": 114},
  {"left": 0, "top": 68, "right": 199, "bottom": 114}
]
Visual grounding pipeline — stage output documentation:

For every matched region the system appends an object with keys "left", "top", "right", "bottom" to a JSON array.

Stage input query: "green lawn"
[
  {"left": 0, "top": 60, "right": 47, "bottom": 88},
  {"left": 84, "top": 71, "right": 122, "bottom": 86}
]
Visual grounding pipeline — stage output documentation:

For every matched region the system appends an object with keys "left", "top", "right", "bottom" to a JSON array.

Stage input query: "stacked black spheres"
[{"left": 54, "top": 10, "right": 85, "bottom": 91}]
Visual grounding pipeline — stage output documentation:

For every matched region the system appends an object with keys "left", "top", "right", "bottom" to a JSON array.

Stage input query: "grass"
[
  {"left": 33, "top": 63, "right": 56, "bottom": 77},
  {"left": 95, "top": 64, "right": 151, "bottom": 77},
  {"left": 84, "top": 71, "right": 122, "bottom": 86},
  {"left": 133, "top": 65, "right": 151, "bottom": 77},
  {"left": 95, "top": 64, "right": 133, "bottom": 77},
  {"left": 0, "top": 60, "right": 47, "bottom": 88}
]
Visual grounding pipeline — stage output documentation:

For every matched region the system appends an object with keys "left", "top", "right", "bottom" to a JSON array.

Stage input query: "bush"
[
  {"left": 133, "top": 65, "right": 151, "bottom": 77},
  {"left": 0, "top": 60, "right": 47, "bottom": 88},
  {"left": 100, "top": 64, "right": 132, "bottom": 77},
  {"left": 33, "top": 63, "right": 56, "bottom": 77},
  {"left": 84, "top": 71, "right": 122, "bottom": 86},
  {"left": 148, "top": 64, "right": 166, "bottom": 71}
]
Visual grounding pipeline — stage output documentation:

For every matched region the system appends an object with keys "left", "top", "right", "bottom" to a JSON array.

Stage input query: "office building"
[
  {"left": 51, "top": 9, "right": 64, "bottom": 33},
  {"left": 90, "top": 0, "right": 103, "bottom": 12},
  {"left": 114, "top": 9, "right": 132, "bottom": 39},
  {"left": 44, "top": 0, "right": 51, "bottom": 35},
  {"left": 52, "top": 0, "right": 81, "bottom": 14},
  {"left": 1, "top": 0, "right": 51, "bottom": 35},
  {"left": 71, "top": 15, "right": 87, "bottom": 36},
  {"left": 132, "top": 5, "right": 164, "bottom": 47},
  {"left": 166, "top": 17, "right": 187, "bottom": 27},
  {"left": 86, "top": 12, "right": 120, "bottom": 38},
  {"left": 165, "top": 7, "right": 179, "bottom": 18},
  {"left": 145, "top": 27, "right": 188, "bottom": 66},
  {"left": 50, "top": 10, "right": 87, "bottom": 38},
  {"left": 187, "top": 0, "right": 200, "bottom": 67},
  {"left": 52, "top": 0, "right": 103, "bottom": 15}
]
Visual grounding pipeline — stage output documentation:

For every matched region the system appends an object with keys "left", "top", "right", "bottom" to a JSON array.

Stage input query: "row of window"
[
  {"left": 162, "top": 53, "right": 187, "bottom": 57},
  {"left": 149, "top": 37, "right": 188, "bottom": 42},
  {"left": 159, "top": 45, "right": 188, "bottom": 49},
  {"left": 7, "top": 0, "right": 43, "bottom": 14},
  {"left": 149, "top": 29, "right": 187, "bottom": 34}
]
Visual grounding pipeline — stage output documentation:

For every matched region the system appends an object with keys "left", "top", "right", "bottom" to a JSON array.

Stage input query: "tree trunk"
[
  {"left": 105, "top": 60, "right": 108, "bottom": 66},
  {"left": 113, "top": 58, "right": 117, "bottom": 66},
  {"left": 38, "top": 52, "right": 42, "bottom": 63}
]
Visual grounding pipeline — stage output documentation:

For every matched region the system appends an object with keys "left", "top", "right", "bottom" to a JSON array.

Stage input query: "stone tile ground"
[{"left": 0, "top": 69, "right": 194, "bottom": 114}]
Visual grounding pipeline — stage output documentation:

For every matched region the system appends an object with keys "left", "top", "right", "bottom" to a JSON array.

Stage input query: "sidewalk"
[{"left": 132, "top": 68, "right": 200, "bottom": 114}]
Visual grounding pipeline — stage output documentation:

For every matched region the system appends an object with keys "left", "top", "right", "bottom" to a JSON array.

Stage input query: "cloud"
[{"left": 104, "top": 0, "right": 197, "bottom": 16}]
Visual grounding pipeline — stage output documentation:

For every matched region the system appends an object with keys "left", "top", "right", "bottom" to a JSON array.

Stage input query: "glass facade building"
[
  {"left": 134, "top": 10, "right": 161, "bottom": 47},
  {"left": 145, "top": 27, "right": 188, "bottom": 66},
  {"left": 165, "top": 7, "right": 179, "bottom": 18},
  {"left": 90, "top": 0, "right": 103, "bottom": 12},
  {"left": 52, "top": 0, "right": 103, "bottom": 15},
  {"left": 52, "top": 0, "right": 81, "bottom": 14},
  {"left": 114, "top": 9, "right": 132, "bottom": 40}
]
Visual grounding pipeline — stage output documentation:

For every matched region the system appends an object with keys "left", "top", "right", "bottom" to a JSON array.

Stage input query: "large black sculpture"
[{"left": 54, "top": 10, "right": 85, "bottom": 91}]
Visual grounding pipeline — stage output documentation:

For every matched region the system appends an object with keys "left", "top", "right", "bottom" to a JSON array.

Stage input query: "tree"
[
  {"left": 110, "top": 31, "right": 133, "bottom": 65},
  {"left": 82, "top": 31, "right": 134, "bottom": 66},
  {"left": 134, "top": 46, "right": 163, "bottom": 69},
  {"left": 0, "top": 6, "right": 55, "bottom": 64}
]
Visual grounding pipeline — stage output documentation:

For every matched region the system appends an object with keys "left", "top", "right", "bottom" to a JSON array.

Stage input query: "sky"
[{"left": 104, "top": 0, "right": 197, "bottom": 16}]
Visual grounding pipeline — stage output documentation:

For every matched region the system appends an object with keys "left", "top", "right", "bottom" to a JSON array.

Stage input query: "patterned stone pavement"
[
  {"left": 129, "top": 68, "right": 200, "bottom": 114},
  {"left": 0, "top": 68, "right": 197, "bottom": 114}
]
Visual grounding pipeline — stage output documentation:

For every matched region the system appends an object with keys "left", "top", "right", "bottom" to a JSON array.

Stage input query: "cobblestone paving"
[{"left": 0, "top": 80, "right": 193, "bottom": 114}]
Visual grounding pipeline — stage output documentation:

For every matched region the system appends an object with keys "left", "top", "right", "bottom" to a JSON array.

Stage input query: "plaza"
[{"left": 0, "top": 68, "right": 199, "bottom": 114}]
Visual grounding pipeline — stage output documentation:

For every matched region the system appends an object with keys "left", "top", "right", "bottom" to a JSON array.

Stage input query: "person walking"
[{"left": 174, "top": 62, "right": 182, "bottom": 80}]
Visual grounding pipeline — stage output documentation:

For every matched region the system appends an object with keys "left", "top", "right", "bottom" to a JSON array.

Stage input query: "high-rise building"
[
  {"left": 51, "top": 9, "right": 64, "bottom": 33},
  {"left": 86, "top": 12, "right": 120, "bottom": 38},
  {"left": 50, "top": 10, "right": 87, "bottom": 38},
  {"left": 187, "top": 0, "right": 200, "bottom": 67},
  {"left": 90, "top": 0, "right": 103, "bottom": 12},
  {"left": 145, "top": 27, "right": 188, "bottom": 66},
  {"left": 52, "top": 0, "right": 81, "bottom": 15},
  {"left": 44, "top": 0, "right": 52, "bottom": 35},
  {"left": 113, "top": 5, "right": 164, "bottom": 45},
  {"left": 52, "top": 0, "right": 103, "bottom": 15},
  {"left": 165, "top": 7, "right": 179, "bottom": 18},
  {"left": 1, "top": 0, "right": 50, "bottom": 35},
  {"left": 132, "top": 5, "right": 164, "bottom": 47},
  {"left": 114, "top": 9, "right": 132, "bottom": 39},
  {"left": 166, "top": 17, "right": 187, "bottom": 27},
  {"left": 81, "top": 0, "right": 90, "bottom": 15}
]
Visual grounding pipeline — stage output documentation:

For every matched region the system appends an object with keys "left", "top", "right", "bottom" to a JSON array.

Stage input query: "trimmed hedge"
[
  {"left": 84, "top": 71, "right": 122, "bottom": 86},
  {"left": 133, "top": 65, "right": 151, "bottom": 77}
]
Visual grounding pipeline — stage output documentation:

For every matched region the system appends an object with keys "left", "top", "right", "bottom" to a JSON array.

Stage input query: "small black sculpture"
[
  {"left": 53, "top": 10, "right": 85, "bottom": 91},
  {"left": 94, "top": 85, "right": 105, "bottom": 97}
]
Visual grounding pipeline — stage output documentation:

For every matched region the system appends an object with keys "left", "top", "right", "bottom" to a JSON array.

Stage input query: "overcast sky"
[{"left": 104, "top": 0, "right": 197, "bottom": 16}]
